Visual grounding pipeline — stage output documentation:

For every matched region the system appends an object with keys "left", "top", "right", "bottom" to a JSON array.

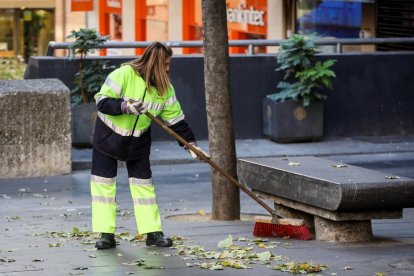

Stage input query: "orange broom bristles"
[{"left": 253, "top": 216, "right": 313, "bottom": 241}]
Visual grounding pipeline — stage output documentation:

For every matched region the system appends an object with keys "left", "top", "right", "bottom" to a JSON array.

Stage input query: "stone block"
[
  {"left": 314, "top": 216, "right": 373, "bottom": 242},
  {"left": 0, "top": 79, "right": 71, "bottom": 178}
]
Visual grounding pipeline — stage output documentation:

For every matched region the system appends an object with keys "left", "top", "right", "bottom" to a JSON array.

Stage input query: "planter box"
[
  {"left": 262, "top": 97, "right": 323, "bottom": 142},
  {"left": 71, "top": 102, "right": 97, "bottom": 147}
]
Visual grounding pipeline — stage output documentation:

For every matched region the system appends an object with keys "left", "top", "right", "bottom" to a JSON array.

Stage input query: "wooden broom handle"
[{"left": 144, "top": 111, "right": 274, "bottom": 215}]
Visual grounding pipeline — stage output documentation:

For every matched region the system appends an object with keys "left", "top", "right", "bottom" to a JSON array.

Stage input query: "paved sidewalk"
[
  {"left": 73, "top": 136, "right": 414, "bottom": 170},
  {"left": 1, "top": 136, "right": 414, "bottom": 275}
]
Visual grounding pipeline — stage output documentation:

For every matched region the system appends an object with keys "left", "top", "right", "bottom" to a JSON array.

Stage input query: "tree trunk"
[{"left": 201, "top": 0, "right": 240, "bottom": 220}]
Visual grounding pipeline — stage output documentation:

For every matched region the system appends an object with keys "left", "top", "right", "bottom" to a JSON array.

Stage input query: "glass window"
[
  {"left": 0, "top": 8, "right": 54, "bottom": 60},
  {"left": 23, "top": 9, "right": 55, "bottom": 61},
  {"left": 0, "top": 9, "right": 15, "bottom": 57},
  {"left": 296, "top": 0, "right": 362, "bottom": 38}
]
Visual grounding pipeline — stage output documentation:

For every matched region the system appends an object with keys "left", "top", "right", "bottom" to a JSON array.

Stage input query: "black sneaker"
[
  {"left": 145, "top": 231, "right": 173, "bottom": 247},
  {"left": 95, "top": 233, "right": 116, "bottom": 249}
]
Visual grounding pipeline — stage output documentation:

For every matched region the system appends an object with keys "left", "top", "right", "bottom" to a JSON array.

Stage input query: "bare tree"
[{"left": 201, "top": 0, "right": 240, "bottom": 220}]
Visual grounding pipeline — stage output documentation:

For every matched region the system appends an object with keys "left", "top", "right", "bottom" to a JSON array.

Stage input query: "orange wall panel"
[{"left": 71, "top": 0, "right": 94, "bottom": 11}]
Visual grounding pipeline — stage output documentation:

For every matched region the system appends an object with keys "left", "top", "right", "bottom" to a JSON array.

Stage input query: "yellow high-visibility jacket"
[{"left": 91, "top": 64, "right": 195, "bottom": 160}]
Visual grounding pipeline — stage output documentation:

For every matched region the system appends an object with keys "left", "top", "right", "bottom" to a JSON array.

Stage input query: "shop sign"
[
  {"left": 103, "top": 0, "right": 122, "bottom": 14},
  {"left": 227, "top": 4, "right": 265, "bottom": 26},
  {"left": 71, "top": 0, "right": 94, "bottom": 12},
  {"left": 107, "top": 0, "right": 121, "bottom": 8}
]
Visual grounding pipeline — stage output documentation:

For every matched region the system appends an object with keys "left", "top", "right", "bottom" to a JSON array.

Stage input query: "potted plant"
[
  {"left": 263, "top": 34, "right": 336, "bottom": 142},
  {"left": 67, "top": 28, "right": 110, "bottom": 146}
]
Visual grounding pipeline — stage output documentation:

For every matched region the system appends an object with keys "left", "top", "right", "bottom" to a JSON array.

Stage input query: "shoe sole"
[
  {"left": 146, "top": 241, "right": 173, "bottom": 247},
  {"left": 95, "top": 241, "right": 116, "bottom": 250}
]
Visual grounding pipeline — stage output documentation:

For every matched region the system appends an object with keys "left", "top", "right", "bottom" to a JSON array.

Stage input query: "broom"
[{"left": 144, "top": 111, "right": 312, "bottom": 241}]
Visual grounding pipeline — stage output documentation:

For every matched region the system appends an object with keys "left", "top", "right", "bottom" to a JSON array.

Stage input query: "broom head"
[{"left": 253, "top": 216, "right": 313, "bottom": 241}]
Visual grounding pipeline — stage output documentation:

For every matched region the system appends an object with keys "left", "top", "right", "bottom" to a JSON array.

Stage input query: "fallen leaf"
[
  {"left": 73, "top": 267, "right": 89, "bottom": 270},
  {"left": 256, "top": 251, "right": 272, "bottom": 262},
  {"left": 271, "top": 261, "right": 327, "bottom": 274},
  {"left": 0, "top": 258, "right": 15, "bottom": 262},
  {"left": 197, "top": 210, "right": 206, "bottom": 216},
  {"left": 135, "top": 234, "right": 145, "bottom": 240},
  {"left": 147, "top": 251, "right": 160, "bottom": 255},
  {"left": 144, "top": 265, "right": 165, "bottom": 269},
  {"left": 218, "top": 235, "right": 233, "bottom": 249}
]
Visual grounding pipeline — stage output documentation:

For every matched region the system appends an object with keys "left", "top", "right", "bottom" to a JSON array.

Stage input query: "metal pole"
[
  {"left": 336, "top": 43, "right": 342, "bottom": 53},
  {"left": 247, "top": 44, "right": 254, "bottom": 55}
]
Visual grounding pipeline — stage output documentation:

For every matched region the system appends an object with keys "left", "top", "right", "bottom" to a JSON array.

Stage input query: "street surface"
[{"left": 1, "top": 137, "right": 414, "bottom": 275}]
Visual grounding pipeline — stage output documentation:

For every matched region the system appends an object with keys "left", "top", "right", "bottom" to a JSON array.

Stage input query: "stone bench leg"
[
  {"left": 314, "top": 216, "right": 373, "bottom": 242},
  {"left": 275, "top": 204, "right": 373, "bottom": 242},
  {"left": 256, "top": 192, "right": 401, "bottom": 242},
  {"left": 275, "top": 204, "right": 315, "bottom": 232}
]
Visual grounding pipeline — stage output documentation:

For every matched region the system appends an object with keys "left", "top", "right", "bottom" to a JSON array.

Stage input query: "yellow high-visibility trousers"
[
  {"left": 90, "top": 149, "right": 162, "bottom": 234},
  {"left": 129, "top": 177, "right": 162, "bottom": 234}
]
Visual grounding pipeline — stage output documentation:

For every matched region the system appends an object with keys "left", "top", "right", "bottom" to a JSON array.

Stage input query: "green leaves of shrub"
[
  {"left": 67, "top": 28, "right": 109, "bottom": 58},
  {"left": 272, "top": 34, "right": 337, "bottom": 107},
  {"left": 276, "top": 34, "right": 319, "bottom": 80},
  {"left": 71, "top": 60, "right": 110, "bottom": 105},
  {"left": 66, "top": 28, "right": 110, "bottom": 105},
  {"left": 0, "top": 57, "right": 26, "bottom": 80}
]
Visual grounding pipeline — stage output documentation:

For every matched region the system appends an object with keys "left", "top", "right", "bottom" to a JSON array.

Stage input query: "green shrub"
[
  {"left": 67, "top": 28, "right": 110, "bottom": 105},
  {"left": 269, "top": 34, "right": 337, "bottom": 107},
  {"left": 0, "top": 57, "right": 26, "bottom": 80},
  {"left": 71, "top": 60, "right": 110, "bottom": 105}
]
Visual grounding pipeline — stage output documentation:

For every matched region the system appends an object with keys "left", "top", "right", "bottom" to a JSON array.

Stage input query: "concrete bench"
[
  {"left": 0, "top": 79, "right": 71, "bottom": 178},
  {"left": 237, "top": 156, "right": 414, "bottom": 242}
]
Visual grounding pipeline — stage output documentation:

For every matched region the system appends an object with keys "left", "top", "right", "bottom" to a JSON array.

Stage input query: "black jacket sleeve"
[
  {"left": 97, "top": 98, "right": 124, "bottom": 115},
  {"left": 169, "top": 120, "right": 196, "bottom": 147}
]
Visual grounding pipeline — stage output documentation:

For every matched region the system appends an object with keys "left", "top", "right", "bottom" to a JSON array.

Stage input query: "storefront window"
[
  {"left": 296, "top": 0, "right": 362, "bottom": 38},
  {"left": 0, "top": 8, "right": 54, "bottom": 60},
  {"left": 23, "top": 9, "right": 55, "bottom": 61},
  {"left": 0, "top": 9, "right": 15, "bottom": 57}
]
